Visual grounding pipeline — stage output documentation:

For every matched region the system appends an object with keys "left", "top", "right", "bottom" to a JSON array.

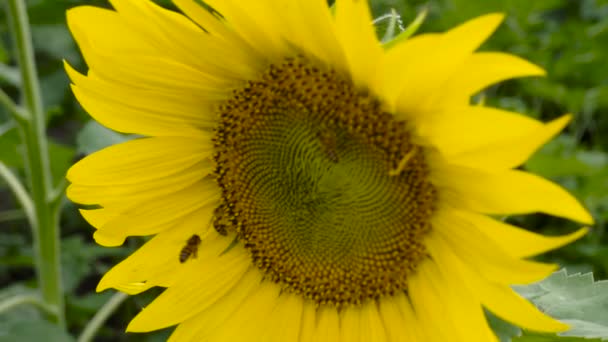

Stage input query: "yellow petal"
[
  {"left": 334, "top": 0, "right": 382, "bottom": 87},
  {"left": 202, "top": 0, "right": 287, "bottom": 60},
  {"left": 108, "top": 0, "right": 256, "bottom": 80},
  {"left": 66, "top": 64, "right": 214, "bottom": 137},
  {"left": 66, "top": 6, "right": 156, "bottom": 60},
  {"left": 436, "top": 52, "right": 546, "bottom": 106},
  {"left": 428, "top": 239, "right": 569, "bottom": 333},
  {"left": 277, "top": 0, "right": 346, "bottom": 67},
  {"left": 67, "top": 137, "right": 210, "bottom": 185},
  {"left": 425, "top": 257, "right": 499, "bottom": 342},
  {"left": 126, "top": 242, "right": 250, "bottom": 332},
  {"left": 68, "top": 162, "right": 209, "bottom": 207},
  {"left": 172, "top": 0, "right": 231, "bottom": 36},
  {"left": 299, "top": 301, "right": 317, "bottom": 342},
  {"left": 172, "top": 0, "right": 257, "bottom": 59},
  {"left": 433, "top": 164, "right": 594, "bottom": 224},
  {"left": 80, "top": 207, "right": 120, "bottom": 230},
  {"left": 396, "top": 13, "right": 505, "bottom": 112},
  {"left": 339, "top": 306, "right": 360, "bottom": 342},
  {"left": 206, "top": 281, "right": 281, "bottom": 342},
  {"left": 482, "top": 281, "right": 570, "bottom": 333},
  {"left": 431, "top": 211, "right": 558, "bottom": 284},
  {"left": 378, "top": 33, "right": 441, "bottom": 112},
  {"left": 408, "top": 262, "right": 454, "bottom": 342},
  {"left": 454, "top": 114, "right": 572, "bottom": 169},
  {"left": 393, "top": 294, "right": 425, "bottom": 342},
  {"left": 67, "top": 4, "right": 251, "bottom": 82},
  {"left": 94, "top": 181, "right": 219, "bottom": 243},
  {"left": 456, "top": 211, "right": 589, "bottom": 258},
  {"left": 418, "top": 105, "right": 542, "bottom": 158},
  {"left": 69, "top": 86, "right": 203, "bottom": 138},
  {"left": 314, "top": 306, "right": 341, "bottom": 342},
  {"left": 97, "top": 209, "right": 221, "bottom": 293},
  {"left": 340, "top": 302, "right": 389, "bottom": 342},
  {"left": 263, "top": 292, "right": 304, "bottom": 342},
  {"left": 168, "top": 268, "right": 263, "bottom": 341},
  {"left": 379, "top": 293, "right": 420, "bottom": 342},
  {"left": 85, "top": 181, "right": 217, "bottom": 247},
  {"left": 359, "top": 301, "right": 389, "bottom": 342},
  {"left": 69, "top": 147, "right": 211, "bottom": 209},
  {"left": 66, "top": 54, "right": 229, "bottom": 101}
]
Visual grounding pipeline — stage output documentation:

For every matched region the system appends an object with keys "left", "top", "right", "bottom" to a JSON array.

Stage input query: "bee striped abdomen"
[{"left": 179, "top": 234, "right": 201, "bottom": 263}]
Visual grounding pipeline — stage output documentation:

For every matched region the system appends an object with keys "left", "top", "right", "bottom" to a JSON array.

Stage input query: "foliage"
[
  {"left": 516, "top": 270, "right": 608, "bottom": 341},
  {"left": 0, "top": 0, "right": 606, "bottom": 340},
  {"left": 488, "top": 269, "right": 608, "bottom": 341}
]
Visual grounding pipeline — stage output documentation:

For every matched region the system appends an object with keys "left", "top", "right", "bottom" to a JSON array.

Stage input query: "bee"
[
  {"left": 213, "top": 204, "right": 230, "bottom": 236},
  {"left": 318, "top": 127, "right": 339, "bottom": 163},
  {"left": 179, "top": 234, "right": 201, "bottom": 263}
]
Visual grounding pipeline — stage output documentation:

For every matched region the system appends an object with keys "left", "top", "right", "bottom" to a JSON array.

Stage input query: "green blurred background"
[{"left": 0, "top": 0, "right": 606, "bottom": 340}]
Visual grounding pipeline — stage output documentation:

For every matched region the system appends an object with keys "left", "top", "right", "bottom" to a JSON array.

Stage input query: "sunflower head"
[{"left": 65, "top": 0, "right": 592, "bottom": 341}]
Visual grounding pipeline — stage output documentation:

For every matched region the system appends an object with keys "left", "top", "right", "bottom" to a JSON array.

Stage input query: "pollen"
[{"left": 213, "top": 56, "right": 437, "bottom": 306}]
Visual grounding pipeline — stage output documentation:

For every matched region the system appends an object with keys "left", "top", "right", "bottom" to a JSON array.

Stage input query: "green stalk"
[
  {"left": 77, "top": 292, "right": 129, "bottom": 342},
  {"left": 6, "top": 0, "right": 65, "bottom": 327},
  {"left": 0, "top": 293, "right": 54, "bottom": 316}
]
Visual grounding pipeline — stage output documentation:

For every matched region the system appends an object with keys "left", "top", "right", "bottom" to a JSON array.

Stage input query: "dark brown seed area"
[{"left": 212, "top": 57, "right": 436, "bottom": 306}]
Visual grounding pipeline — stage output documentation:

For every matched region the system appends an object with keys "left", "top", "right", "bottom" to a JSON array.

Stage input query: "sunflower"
[{"left": 65, "top": 0, "right": 593, "bottom": 341}]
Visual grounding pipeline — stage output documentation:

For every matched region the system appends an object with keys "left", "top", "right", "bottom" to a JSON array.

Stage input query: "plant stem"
[
  {"left": 0, "top": 88, "right": 29, "bottom": 122},
  {"left": 0, "top": 162, "right": 34, "bottom": 225},
  {"left": 0, "top": 293, "right": 55, "bottom": 316},
  {"left": 77, "top": 292, "right": 129, "bottom": 342},
  {"left": 6, "top": 0, "right": 65, "bottom": 328}
]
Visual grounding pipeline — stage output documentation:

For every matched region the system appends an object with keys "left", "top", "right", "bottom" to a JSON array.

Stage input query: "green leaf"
[
  {"left": 0, "top": 284, "right": 32, "bottom": 302},
  {"left": 31, "top": 25, "right": 78, "bottom": 62},
  {"left": 0, "top": 129, "right": 24, "bottom": 169},
  {"left": 514, "top": 270, "right": 608, "bottom": 340},
  {"left": 49, "top": 141, "right": 75, "bottom": 185},
  {"left": 68, "top": 291, "right": 115, "bottom": 314},
  {"left": 514, "top": 334, "right": 602, "bottom": 342},
  {"left": 0, "top": 320, "right": 75, "bottom": 342},
  {"left": 61, "top": 235, "right": 130, "bottom": 293},
  {"left": 0, "top": 285, "right": 43, "bottom": 331},
  {"left": 76, "top": 121, "right": 134, "bottom": 155},
  {"left": 488, "top": 311, "right": 522, "bottom": 342},
  {"left": 0, "top": 64, "right": 20, "bottom": 87}
]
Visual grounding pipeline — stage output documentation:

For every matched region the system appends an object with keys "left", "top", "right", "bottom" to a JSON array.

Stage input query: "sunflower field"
[{"left": 0, "top": 0, "right": 607, "bottom": 341}]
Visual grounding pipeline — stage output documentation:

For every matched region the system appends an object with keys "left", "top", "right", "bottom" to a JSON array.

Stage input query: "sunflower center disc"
[{"left": 213, "top": 57, "right": 437, "bottom": 306}]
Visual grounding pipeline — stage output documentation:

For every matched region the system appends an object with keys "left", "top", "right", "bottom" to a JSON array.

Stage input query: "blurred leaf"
[
  {"left": 0, "top": 320, "right": 74, "bottom": 342},
  {"left": 0, "top": 284, "right": 32, "bottom": 301},
  {"left": 514, "top": 334, "right": 601, "bottom": 342},
  {"left": 0, "top": 64, "right": 20, "bottom": 87},
  {"left": 49, "top": 141, "right": 75, "bottom": 185},
  {"left": 488, "top": 311, "right": 522, "bottom": 342},
  {"left": 31, "top": 25, "right": 78, "bottom": 62},
  {"left": 0, "top": 131, "right": 72, "bottom": 189},
  {"left": 0, "top": 129, "right": 24, "bottom": 169},
  {"left": 76, "top": 121, "right": 134, "bottom": 155},
  {"left": 0, "top": 232, "right": 33, "bottom": 268},
  {"left": 41, "top": 69, "right": 70, "bottom": 114},
  {"left": 0, "top": 41, "right": 8, "bottom": 64},
  {"left": 0, "top": 286, "right": 42, "bottom": 337},
  {"left": 61, "top": 236, "right": 129, "bottom": 293},
  {"left": 68, "top": 291, "right": 114, "bottom": 314},
  {"left": 27, "top": 0, "right": 97, "bottom": 25},
  {"left": 515, "top": 269, "right": 608, "bottom": 340}
]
